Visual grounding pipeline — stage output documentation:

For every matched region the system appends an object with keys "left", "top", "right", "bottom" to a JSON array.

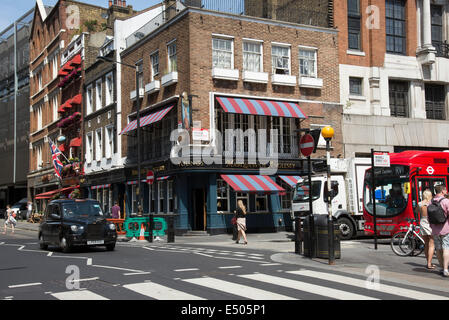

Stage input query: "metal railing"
[{"left": 433, "top": 41, "right": 449, "bottom": 59}]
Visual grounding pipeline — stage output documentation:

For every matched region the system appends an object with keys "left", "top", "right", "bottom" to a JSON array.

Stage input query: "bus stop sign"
[{"left": 300, "top": 134, "right": 314, "bottom": 157}]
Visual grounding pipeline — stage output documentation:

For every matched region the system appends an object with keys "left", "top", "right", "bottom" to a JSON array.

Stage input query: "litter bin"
[{"left": 303, "top": 215, "right": 341, "bottom": 259}]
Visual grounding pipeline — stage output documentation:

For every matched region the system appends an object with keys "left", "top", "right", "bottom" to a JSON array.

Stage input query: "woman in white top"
[{"left": 419, "top": 189, "right": 435, "bottom": 269}]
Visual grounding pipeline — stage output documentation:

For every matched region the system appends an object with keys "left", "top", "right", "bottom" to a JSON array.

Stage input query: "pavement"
[{"left": 4, "top": 218, "right": 449, "bottom": 293}]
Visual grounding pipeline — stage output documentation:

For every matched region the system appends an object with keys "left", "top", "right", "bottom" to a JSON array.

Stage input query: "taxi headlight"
[{"left": 108, "top": 223, "right": 116, "bottom": 231}]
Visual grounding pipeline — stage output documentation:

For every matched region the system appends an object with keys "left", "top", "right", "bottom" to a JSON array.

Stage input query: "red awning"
[
  {"left": 70, "top": 94, "right": 82, "bottom": 105},
  {"left": 58, "top": 69, "right": 68, "bottom": 77},
  {"left": 69, "top": 137, "right": 82, "bottom": 147},
  {"left": 35, "top": 186, "right": 79, "bottom": 200},
  {"left": 62, "top": 63, "right": 74, "bottom": 72},
  {"left": 70, "top": 54, "right": 82, "bottom": 66},
  {"left": 220, "top": 174, "right": 285, "bottom": 194}
]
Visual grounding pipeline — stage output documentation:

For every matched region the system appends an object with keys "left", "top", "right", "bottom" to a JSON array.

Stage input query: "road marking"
[
  {"left": 174, "top": 268, "right": 199, "bottom": 272},
  {"left": 183, "top": 277, "right": 296, "bottom": 300},
  {"left": 0, "top": 242, "right": 4, "bottom": 245},
  {"left": 194, "top": 252, "right": 213, "bottom": 258},
  {"left": 123, "top": 281, "right": 205, "bottom": 300},
  {"left": 71, "top": 277, "right": 99, "bottom": 283},
  {"left": 239, "top": 273, "right": 378, "bottom": 300},
  {"left": 8, "top": 282, "right": 42, "bottom": 289},
  {"left": 86, "top": 258, "right": 92, "bottom": 265},
  {"left": 123, "top": 272, "right": 152, "bottom": 276},
  {"left": 218, "top": 266, "right": 242, "bottom": 269},
  {"left": 52, "top": 290, "right": 109, "bottom": 300},
  {"left": 288, "top": 270, "right": 449, "bottom": 300},
  {"left": 260, "top": 263, "right": 281, "bottom": 266},
  {"left": 47, "top": 252, "right": 53, "bottom": 257},
  {"left": 91, "top": 264, "right": 144, "bottom": 273}
]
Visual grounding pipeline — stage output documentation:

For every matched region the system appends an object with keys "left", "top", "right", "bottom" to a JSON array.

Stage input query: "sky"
[{"left": 0, "top": 0, "right": 162, "bottom": 31}]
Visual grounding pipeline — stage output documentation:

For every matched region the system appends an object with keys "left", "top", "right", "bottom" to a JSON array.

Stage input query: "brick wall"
[{"left": 120, "top": 9, "right": 342, "bottom": 158}]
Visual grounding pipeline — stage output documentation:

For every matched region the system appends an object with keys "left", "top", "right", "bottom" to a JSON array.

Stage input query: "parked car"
[
  {"left": 39, "top": 199, "right": 117, "bottom": 253},
  {"left": 11, "top": 198, "right": 28, "bottom": 220}
]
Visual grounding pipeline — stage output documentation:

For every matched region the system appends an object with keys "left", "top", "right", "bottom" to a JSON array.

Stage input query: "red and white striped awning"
[
  {"left": 216, "top": 97, "right": 307, "bottom": 119},
  {"left": 127, "top": 180, "right": 147, "bottom": 185},
  {"left": 120, "top": 105, "right": 174, "bottom": 135},
  {"left": 91, "top": 184, "right": 111, "bottom": 190},
  {"left": 279, "top": 176, "right": 303, "bottom": 188},
  {"left": 157, "top": 176, "right": 170, "bottom": 181},
  {"left": 220, "top": 174, "right": 285, "bottom": 194}
]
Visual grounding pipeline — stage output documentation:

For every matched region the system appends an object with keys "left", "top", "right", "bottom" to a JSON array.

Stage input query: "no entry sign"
[
  {"left": 300, "top": 134, "right": 315, "bottom": 157},
  {"left": 147, "top": 170, "right": 154, "bottom": 185}
]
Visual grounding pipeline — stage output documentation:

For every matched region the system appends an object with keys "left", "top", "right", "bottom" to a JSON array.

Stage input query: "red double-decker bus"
[{"left": 363, "top": 151, "right": 449, "bottom": 237}]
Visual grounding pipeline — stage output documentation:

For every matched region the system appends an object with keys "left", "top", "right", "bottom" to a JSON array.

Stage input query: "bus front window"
[{"left": 364, "top": 179, "right": 409, "bottom": 217}]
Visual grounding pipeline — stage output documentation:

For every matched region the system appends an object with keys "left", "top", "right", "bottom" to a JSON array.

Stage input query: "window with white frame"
[
  {"left": 149, "top": 184, "right": 156, "bottom": 213},
  {"left": 95, "top": 79, "right": 102, "bottom": 110},
  {"left": 52, "top": 54, "right": 59, "bottom": 79},
  {"left": 272, "top": 45, "right": 290, "bottom": 75},
  {"left": 95, "top": 128, "right": 102, "bottom": 161},
  {"left": 86, "top": 85, "right": 93, "bottom": 115},
  {"left": 38, "top": 71, "right": 42, "bottom": 91},
  {"left": 158, "top": 181, "right": 165, "bottom": 213},
  {"left": 243, "top": 41, "right": 262, "bottom": 72},
  {"left": 255, "top": 194, "right": 268, "bottom": 212},
  {"left": 105, "top": 73, "right": 114, "bottom": 106},
  {"left": 36, "top": 144, "right": 43, "bottom": 169},
  {"left": 150, "top": 51, "right": 159, "bottom": 81},
  {"left": 52, "top": 95, "right": 58, "bottom": 122},
  {"left": 349, "top": 77, "right": 363, "bottom": 96},
  {"left": 86, "top": 132, "right": 93, "bottom": 163},
  {"left": 217, "top": 179, "right": 230, "bottom": 212},
  {"left": 136, "top": 60, "right": 143, "bottom": 90},
  {"left": 36, "top": 104, "right": 43, "bottom": 131},
  {"left": 236, "top": 192, "right": 249, "bottom": 212},
  {"left": 105, "top": 125, "right": 114, "bottom": 159},
  {"left": 299, "top": 48, "right": 317, "bottom": 77},
  {"left": 212, "top": 37, "right": 233, "bottom": 69},
  {"left": 279, "top": 179, "right": 293, "bottom": 210},
  {"left": 167, "top": 41, "right": 177, "bottom": 73}
]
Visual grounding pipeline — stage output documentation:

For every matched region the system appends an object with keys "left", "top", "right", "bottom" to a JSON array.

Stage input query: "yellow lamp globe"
[{"left": 321, "top": 126, "right": 334, "bottom": 140}]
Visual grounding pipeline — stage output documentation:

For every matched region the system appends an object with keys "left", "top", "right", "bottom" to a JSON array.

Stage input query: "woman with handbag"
[{"left": 234, "top": 200, "right": 248, "bottom": 245}]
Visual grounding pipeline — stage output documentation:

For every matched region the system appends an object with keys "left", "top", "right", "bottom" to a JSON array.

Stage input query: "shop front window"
[{"left": 217, "top": 179, "right": 230, "bottom": 212}]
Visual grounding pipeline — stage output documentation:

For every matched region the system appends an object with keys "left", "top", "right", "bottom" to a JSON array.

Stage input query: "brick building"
[
  {"left": 335, "top": 0, "right": 449, "bottom": 157},
  {"left": 28, "top": 0, "right": 120, "bottom": 211},
  {"left": 119, "top": 1, "right": 342, "bottom": 234}
]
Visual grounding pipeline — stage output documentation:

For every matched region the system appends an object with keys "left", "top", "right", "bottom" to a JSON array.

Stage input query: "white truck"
[{"left": 291, "top": 158, "right": 371, "bottom": 240}]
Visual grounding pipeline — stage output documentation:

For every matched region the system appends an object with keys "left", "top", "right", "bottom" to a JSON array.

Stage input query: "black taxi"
[{"left": 39, "top": 199, "right": 117, "bottom": 253}]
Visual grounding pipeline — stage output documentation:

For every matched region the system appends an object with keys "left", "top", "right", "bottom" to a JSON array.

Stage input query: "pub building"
[{"left": 119, "top": 2, "right": 343, "bottom": 234}]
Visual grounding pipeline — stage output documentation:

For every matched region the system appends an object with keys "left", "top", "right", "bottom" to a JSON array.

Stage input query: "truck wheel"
[{"left": 338, "top": 217, "right": 354, "bottom": 240}]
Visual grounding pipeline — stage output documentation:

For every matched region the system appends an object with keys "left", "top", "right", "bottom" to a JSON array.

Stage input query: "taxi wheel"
[{"left": 106, "top": 243, "right": 115, "bottom": 251}]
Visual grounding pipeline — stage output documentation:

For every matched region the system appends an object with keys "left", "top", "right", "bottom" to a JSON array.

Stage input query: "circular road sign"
[
  {"left": 147, "top": 170, "right": 155, "bottom": 185},
  {"left": 300, "top": 134, "right": 315, "bottom": 157}
]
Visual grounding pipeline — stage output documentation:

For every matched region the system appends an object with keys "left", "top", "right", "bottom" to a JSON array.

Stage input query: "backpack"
[{"left": 427, "top": 198, "right": 448, "bottom": 225}]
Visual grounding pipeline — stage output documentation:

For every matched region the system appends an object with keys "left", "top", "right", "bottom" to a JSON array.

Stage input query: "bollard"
[
  {"left": 167, "top": 216, "right": 175, "bottom": 243},
  {"left": 295, "top": 216, "right": 302, "bottom": 254},
  {"left": 148, "top": 214, "right": 153, "bottom": 243}
]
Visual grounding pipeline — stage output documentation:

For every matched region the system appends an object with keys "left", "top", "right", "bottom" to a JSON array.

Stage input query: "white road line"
[
  {"left": 0, "top": 242, "right": 4, "bottom": 245},
  {"left": 288, "top": 270, "right": 449, "bottom": 300},
  {"left": 194, "top": 252, "right": 213, "bottom": 258},
  {"left": 52, "top": 290, "right": 109, "bottom": 300},
  {"left": 47, "top": 252, "right": 53, "bottom": 257},
  {"left": 123, "top": 281, "right": 205, "bottom": 300},
  {"left": 260, "top": 263, "right": 282, "bottom": 266},
  {"left": 239, "top": 273, "right": 378, "bottom": 300},
  {"left": 8, "top": 282, "right": 42, "bottom": 289},
  {"left": 91, "top": 264, "right": 144, "bottom": 273},
  {"left": 86, "top": 258, "right": 92, "bottom": 265},
  {"left": 183, "top": 277, "right": 296, "bottom": 300},
  {"left": 218, "top": 266, "right": 242, "bottom": 269},
  {"left": 123, "top": 272, "right": 152, "bottom": 276},
  {"left": 174, "top": 268, "right": 200, "bottom": 272},
  {"left": 71, "top": 277, "right": 99, "bottom": 283}
]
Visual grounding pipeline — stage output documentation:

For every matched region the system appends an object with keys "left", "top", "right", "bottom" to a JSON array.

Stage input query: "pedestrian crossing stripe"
[
  {"left": 40, "top": 270, "right": 449, "bottom": 301},
  {"left": 287, "top": 270, "right": 449, "bottom": 301}
]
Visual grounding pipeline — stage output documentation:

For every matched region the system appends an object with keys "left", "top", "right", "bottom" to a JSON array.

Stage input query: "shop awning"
[
  {"left": 119, "top": 105, "right": 175, "bottom": 135},
  {"left": 220, "top": 174, "right": 285, "bottom": 194},
  {"left": 35, "top": 186, "right": 79, "bottom": 200},
  {"left": 70, "top": 94, "right": 82, "bottom": 105},
  {"left": 127, "top": 180, "right": 147, "bottom": 185},
  {"left": 157, "top": 176, "right": 170, "bottom": 181},
  {"left": 69, "top": 137, "right": 82, "bottom": 147},
  {"left": 279, "top": 176, "right": 303, "bottom": 188},
  {"left": 91, "top": 184, "right": 111, "bottom": 190},
  {"left": 216, "top": 97, "right": 307, "bottom": 119},
  {"left": 69, "top": 54, "right": 82, "bottom": 66}
]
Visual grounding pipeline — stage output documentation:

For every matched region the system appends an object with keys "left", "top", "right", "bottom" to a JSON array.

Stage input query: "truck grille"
[{"left": 87, "top": 224, "right": 104, "bottom": 239}]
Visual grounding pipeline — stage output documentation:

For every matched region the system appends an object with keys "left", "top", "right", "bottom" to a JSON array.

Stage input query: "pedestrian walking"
[
  {"left": 3, "top": 205, "right": 16, "bottom": 234},
  {"left": 26, "top": 201, "right": 33, "bottom": 221},
  {"left": 418, "top": 189, "right": 436, "bottom": 269},
  {"left": 428, "top": 185, "right": 449, "bottom": 277},
  {"left": 111, "top": 201, "right": 121, "bottom": 219},
  {"left": 234, "top": 200, "right": 248, "bottom": 245}
]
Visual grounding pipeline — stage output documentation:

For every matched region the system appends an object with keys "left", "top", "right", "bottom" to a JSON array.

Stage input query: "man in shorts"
[{"left": 430, "top": 185, "right": 449, "bottom": 277}]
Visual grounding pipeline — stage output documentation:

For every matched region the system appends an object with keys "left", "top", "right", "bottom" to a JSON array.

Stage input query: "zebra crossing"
[{"left": 42, "top": 268, "right": 449, "bottom": 301}]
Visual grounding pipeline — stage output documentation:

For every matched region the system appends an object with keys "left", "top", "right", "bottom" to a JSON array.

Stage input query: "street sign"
[
  {"left": 147, "top": 170, "right": 154, "bottom": 185},
  {"left": 373, "top": 153, "right": 390, "bottom": 167},
  {"left": 300, "top": 134, "right": 314, "bottom": 157}
]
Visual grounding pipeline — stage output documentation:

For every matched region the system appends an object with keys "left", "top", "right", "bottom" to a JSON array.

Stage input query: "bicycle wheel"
[
  {"left": 391, "top": 232, "right": 415, "bottom": 256},
  {"left": 410, "top": 238, "right": 425, "bottom": 257}
]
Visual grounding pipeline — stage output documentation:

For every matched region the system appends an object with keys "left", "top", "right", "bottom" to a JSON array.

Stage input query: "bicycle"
[{"left": 390, "top": 218, "right": 425, "bottom": 257}]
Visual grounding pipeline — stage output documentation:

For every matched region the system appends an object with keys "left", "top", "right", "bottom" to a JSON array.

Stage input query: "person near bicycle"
[
  {"left": 418, "top": 189, "right": 436, "bottom": 269},
  {"left": 430, "top": 185, "right": 449, "bottom": 277}
]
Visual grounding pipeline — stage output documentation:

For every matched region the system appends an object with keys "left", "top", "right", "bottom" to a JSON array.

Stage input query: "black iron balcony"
[{"left": 433, "top": 41, "right": 449, "bottom": 59}]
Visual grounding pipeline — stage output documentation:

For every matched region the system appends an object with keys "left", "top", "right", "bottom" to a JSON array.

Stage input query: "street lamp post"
[
  {"left": 321, "top": 126, "right": 335, "bottom": 265},
  {"left": 97, "top": 56, "right": 143, "bottom": 212}
]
